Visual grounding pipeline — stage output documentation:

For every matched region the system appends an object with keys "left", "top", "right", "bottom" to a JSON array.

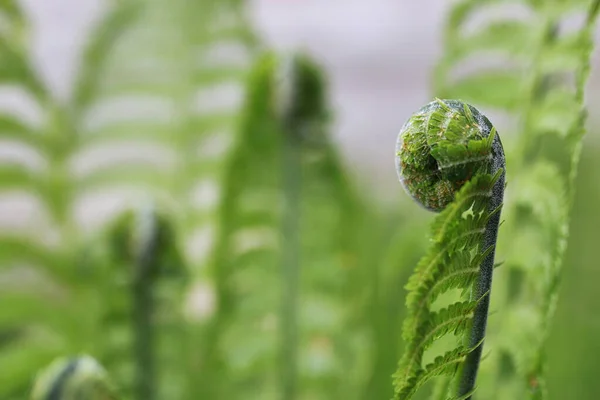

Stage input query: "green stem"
[
  {"left": 132, "top": 206, "right": 159, "bottom": 400},
  {"left": 280, "top": 113, "right": 302, "bottom": 400},
  {"left": 279, "top": 55, "right": 302, "bottom": 400},
  {"left": 457, "top": 134, "right": 505, "bottom": 399}
]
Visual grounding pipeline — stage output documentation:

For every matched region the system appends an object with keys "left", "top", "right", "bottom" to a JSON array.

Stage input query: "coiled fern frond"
[
  {"left": 427, "top": 0, "right": 600, "bottom": 398},
  {"left": 392, "top": 99, "right": 505, "bottom": 399}
]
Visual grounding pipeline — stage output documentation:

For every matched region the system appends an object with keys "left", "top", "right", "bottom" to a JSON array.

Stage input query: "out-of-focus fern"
[
  {"left": 30, "top": 355, "right": 119, "bottom": 400},
  {"left": 95, "top": 204, "right": 187, "bottom": 400},
  {"left": 71, "top": 0, "right": 258, "bottom": 397},
  {"left": 361, "top": 213, "right": 428, "bottom": 400},
  {"left": 74, "top": 0, "right": 257, "bottom": 272},
  {"left": 0, "top": 0, "right": 255, "bottom": 396},
  {"left": 0, "top": 2, "right": 140, "bottom": 398},
  {"left": 433, "top": 0, "right": 600, "bottom": 398},
  {"left": 203, "top": 52, "right": 371, "bottom": 399}
]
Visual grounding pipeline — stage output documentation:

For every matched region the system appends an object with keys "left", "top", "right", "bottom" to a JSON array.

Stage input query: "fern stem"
[
  {"left": 280, "top": 118, "right": 301, "bottom": 400},
  {"left": 279, "top": 55, "right": 303, "bottom": 400},
  {"left": 132, "top": 205, "right": 159, "bottom": 400},
  {"left": 457, "top": 138, "right": 505, "bottom": 399},
  {"left": 133, "top": 271, "right": 155, "bottom": 400}
]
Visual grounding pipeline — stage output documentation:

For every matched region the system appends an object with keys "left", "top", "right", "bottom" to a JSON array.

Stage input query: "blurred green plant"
[
  {"left": 30, "top": 355, "right": 119, "bottom": 400},
  {"left": 199, "top": 51, "right": 375, "bottom": 400},
  {"left": 392, "top": 0, "right": 600, "bottom": 399},
  {"left": 0, "top": 0, "right": 597, "bottom": 399},
  {"left": 0, "top": 0, "right": 254, "bottom": 398},
  {"left": 95, "top": 203, "right": 187, "bottom": 400},
  {"left": 0, "top": 1, "right": 141, "bottom": 396}
]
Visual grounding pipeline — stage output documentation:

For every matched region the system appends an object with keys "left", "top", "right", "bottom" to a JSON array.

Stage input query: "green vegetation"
[
  {"left": 0, "top": 0, "right": 598, "bottom": 399},
  {"left": 393, "top": 99, "right": 505, "bottom": 399}
]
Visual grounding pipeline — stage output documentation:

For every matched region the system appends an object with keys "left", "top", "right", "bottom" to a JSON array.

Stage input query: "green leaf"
[{"left": 72, "top": 1, "right": 144, "bottom": 111}]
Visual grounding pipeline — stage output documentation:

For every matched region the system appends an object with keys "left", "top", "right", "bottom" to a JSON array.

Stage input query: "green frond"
[
  {"left": 432, "top": 0, "right": 600, "bottom": 398},
  {"left": 393, "top": 166, "right": 501, "bottom": 399},
  {"left": 69, "top": 0, "right": 257, "bottom": 277},
  {"left": 0, "top": 235, "right": 61, "bottom": 271},
  {"left": 0, "top": 338, "right": 65, "bottom": 398},
  {"left": 0, "top": 163, "right": 41, "bottom": 191},
  {"left": 0, "top": 292, "right": 71, "bottom": 332},
  {"left": 200, "top": 51, "right": 370, "bottom": 399},
  {"left": 0, "top": 2, "right": 152, "bottom": 398},
  {"left": 0, "top": 37, "right": 48, "bottom": 102},
  {"left": 395, "top": 346, "right": 473, "bottom": 400},
  {"left": 405, "top": 172, "right": 500, "bottom": 298},
  {"left": 0, "top": 113, "right": 44, "bottom": 147},
  {"left": 74, "top": 164, "right": 174, "bottom": 194},
  {"left": 71, "top": 1, "right": 143, "bottom": 112},
  {"left": 93, "top": 205, "right": 188, "bottom": 399},
  {"left": 396, "top": 300, "right": 479, "bottom": 388}
]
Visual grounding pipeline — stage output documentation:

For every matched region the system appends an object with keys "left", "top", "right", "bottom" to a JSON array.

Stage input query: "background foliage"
[{"left": 0, "top": 0, "right": 599, "bottom": 399}]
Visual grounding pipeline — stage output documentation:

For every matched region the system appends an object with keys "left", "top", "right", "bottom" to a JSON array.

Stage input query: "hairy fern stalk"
[{"left": 393, "top": 99, "right": 505, "bottom": 399}]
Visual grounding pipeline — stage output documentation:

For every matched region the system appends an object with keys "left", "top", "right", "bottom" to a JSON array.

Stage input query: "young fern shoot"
[
  {"left": 100, "top": 203, "right": 186, "bottom": 400},
  {"left": 31, "top": 356, "right": 119, "bottom": 400},
  {"left": 393, "top": 99, "right": 505, "bottom": 399}
]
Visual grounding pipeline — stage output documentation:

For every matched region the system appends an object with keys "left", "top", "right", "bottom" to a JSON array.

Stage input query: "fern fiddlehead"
[
  {"left": 429, "top": 0, "right": 600, "bottom": 397},
  {"left": 31, "top": 356, "right": 119, "bottom": 400},
  {"left": 393, "top": 99, "right": 505, "bottom": 399}
]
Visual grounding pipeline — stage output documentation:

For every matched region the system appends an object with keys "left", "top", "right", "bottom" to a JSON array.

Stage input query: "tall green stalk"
[
  {"left": 278, "top": 57, "right": 303, "bottom": 400},
  {"left": 131, "top": 205, "right": 160, "bottom": 400}
]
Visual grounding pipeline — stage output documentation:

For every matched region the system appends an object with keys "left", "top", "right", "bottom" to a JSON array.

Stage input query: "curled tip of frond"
[
  {"left": 104, "top": 202, "right": 184, "bottom": 279},
  {"left": 273, "top": 52, "right": 328, "bottom": 139},
  {"left": 395, "top": 99, "right": 502, "bottom": 212},
  {"left": 31, "top": 355, "right": 119, "bottom": 400}
]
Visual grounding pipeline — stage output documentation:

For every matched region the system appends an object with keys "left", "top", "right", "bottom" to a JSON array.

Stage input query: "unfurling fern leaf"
[
  {"left": 31, "top": 355, "right": 119, "bottom": 400},
  {"left": 393, "top": 99, "right": 505, "bottom": 399},
  {"left": 203, "top": 52, "right": 370, "bottom": 399},
  {"left": 95, "top": 204, "right": 187, "bottom": 400},
  {"left": 432, "top": 0, "right": 600, "bottom": 398}
]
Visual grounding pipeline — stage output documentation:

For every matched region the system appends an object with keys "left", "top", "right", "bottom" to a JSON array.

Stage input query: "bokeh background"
[
  {"left": 12, "top": 0, "right": 600, "bottom": 198},
  {"left": 1, "top": 0, "right": 599, "bottom": 399}
]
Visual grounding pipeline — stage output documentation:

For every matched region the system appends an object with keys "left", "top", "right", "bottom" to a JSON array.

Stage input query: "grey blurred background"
[{"left": 13, "top": 0, "right": 599, "bottom": 207}]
